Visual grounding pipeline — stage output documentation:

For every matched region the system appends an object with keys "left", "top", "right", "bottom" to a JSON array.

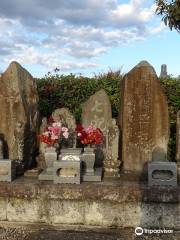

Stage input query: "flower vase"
[
  {"left": 83, "top": 145, "right": 96, "bottom": 175},
  {"left": 44, "top": 146, "right": 57, "bottom": 173}
]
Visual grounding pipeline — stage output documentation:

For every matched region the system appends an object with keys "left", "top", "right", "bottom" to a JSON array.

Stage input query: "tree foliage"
[
  {"left": 160, "top": 76, "right": 180, "bottom": 160},
  {"left": 155, "top": 0, "right": 180, "bottom": 32}
]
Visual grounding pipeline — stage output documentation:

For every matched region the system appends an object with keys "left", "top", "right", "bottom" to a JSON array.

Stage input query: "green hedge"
[
  {"left": 36, "top": 71, "right": 180, "bottom": 161},
  {"left": 36, "top": 70, "right": 122, "bottom": 121},
  {"left": 160, "top": 76, "right": 180, "bottom": 161}
]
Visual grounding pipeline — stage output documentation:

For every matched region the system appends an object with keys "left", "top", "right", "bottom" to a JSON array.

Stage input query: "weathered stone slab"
[
  {"left": 0, "top": 61, "right": 39, "bottom": 170},
  {"left": 52, "top": 108, "right": 76, "bottom": 130},
  {"left": 82, "top": 90, "right": 120, "bottom": 176},
  {"left": 81, "top": 89, "right": 112, "bottom": 133},
  {"left": 176, "top": 111, "right": 180, "bottom": 175},
  {"left": 176, "top": 111, "right": 180, "bottom": 160},
  {"left": 119, "top": 61, "right": 169, "bottom": 175}
]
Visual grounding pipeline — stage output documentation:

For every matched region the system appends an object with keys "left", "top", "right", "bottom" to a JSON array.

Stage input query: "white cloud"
[
  {"left": 5, "top": 46, "right": 99, "bottom": 71},
  {"left": 0, "top": 0, "right": 164, "bottom": 74}
]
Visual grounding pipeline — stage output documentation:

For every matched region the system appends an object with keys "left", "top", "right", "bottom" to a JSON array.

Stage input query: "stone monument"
[
  {"left": 82, "top": 89, "right": 120, "bottom": 177},
  {"left": 0, "top": 61, "right": 39, "bottom": 172},
  {"left": 176, "top": 110, "right": 180, "bottom": 174},
  {"left": 160, "top": 64, "right": 168, "bottom": 78},
  {"left": 104, "top": 119, "right": 120, "bottom": 176},
  {"left": 52, "top": 108, "right": 76, "bottom": 130},
  {"left": 119, "top": 61, "right": 169, "bottom": 176},
  {"left": 81, "top": 89, "right": 112, "bottom": 132},
  {"left": 52, "top": 108, "right": 76, "bottom": 147}
]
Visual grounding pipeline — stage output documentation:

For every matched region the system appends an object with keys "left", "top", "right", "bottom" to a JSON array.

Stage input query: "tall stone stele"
[
  {"left": 176, "top": 110, "right": 180, "bottom": 174},
  {"left": 0, "top": 61, "right": 39, "bottom": 171},
  {"left": 118, "top": 61, "right": 169, "bottom": 176},
  {"left": 81, "top": 89, "right": 120, "bottom": 176}
]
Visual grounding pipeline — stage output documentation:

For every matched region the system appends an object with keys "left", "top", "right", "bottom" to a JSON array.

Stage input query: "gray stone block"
[
  {"left": 53, "top": 160, "right": 81, "bottom": 184},
  {"left": 38, "top": 170, "right": 54, "bottom": 181},
  {"left": 59, "top": 148, "right": 82, "bottom": 160},
  {"left": 0, "top": 159, "right": 16, "bottom": 182},
  {"left": 148, "top": 161, "right": 177, "bottom": 187},
  {"left": 82, "top": 167, "right": 102, "bottom": 182}
]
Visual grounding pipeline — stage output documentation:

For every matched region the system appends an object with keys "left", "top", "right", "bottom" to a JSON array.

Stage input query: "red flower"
[
  {"left": 38, "top": 134, "right": 57, "bottom": 146},
  {"left": 76, "top": 124, "right": 103, "bottom": 145}
]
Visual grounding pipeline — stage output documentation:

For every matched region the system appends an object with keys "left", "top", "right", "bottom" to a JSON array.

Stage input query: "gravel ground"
[{"left": 0, "top": 226, "right": 180, "bottom": 240}]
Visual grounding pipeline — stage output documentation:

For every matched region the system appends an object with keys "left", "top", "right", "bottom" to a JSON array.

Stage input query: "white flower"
[{"left": 52, "top": 122, "right": 62, "bottom": 128}]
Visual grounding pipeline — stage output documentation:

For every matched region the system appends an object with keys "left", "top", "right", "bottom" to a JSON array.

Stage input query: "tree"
[{"left": 155, "top": 0, "right": 180, "bottom": 32}]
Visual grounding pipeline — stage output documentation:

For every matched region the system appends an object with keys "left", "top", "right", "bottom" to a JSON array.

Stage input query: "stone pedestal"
[
  {"left": 82, "top": 147, "right": 102, "bottom": 182},
  {"left": 54, "top": 160, "right": 81, "bottom": 184},
  {"left": 0, "top": 159, "right": 16, "bottom": 182},
  {"left": 39, "top": 147, "right": 57, "bottom": 181},
  {"left": 54, "top": 148, "right": 82, "bottom": 184},
  {"left": 148, "top": 162, "right": 177, "bottom": 187}
]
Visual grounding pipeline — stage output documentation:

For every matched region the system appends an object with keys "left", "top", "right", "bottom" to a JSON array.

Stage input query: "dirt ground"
[{"left": 0, "top": 225, "right": 180, "bottom": 240}]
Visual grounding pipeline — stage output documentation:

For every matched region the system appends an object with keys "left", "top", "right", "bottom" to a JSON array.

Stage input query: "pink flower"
[
  {"left": 51, "top": 132, "right": 59, "bottom": 140},
  {"left": 63, "top": 131, "right": 69, "bottom": 139},
  {"left": 62, "top": 127, "right": 68, "bottom": 132},
  {"left": 48, "top": 125, "right": 61, "bottom": 137},
  {"left": 86, "top": 125, "right": 95, "bottom": 134}
]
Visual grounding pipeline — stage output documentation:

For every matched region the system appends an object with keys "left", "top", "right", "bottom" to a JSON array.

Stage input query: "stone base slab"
[
  {"left": 38, "top": 170, "right": 53, "bottom": 181},
  {"left": 82, "top": 168, "right": 102, "bottom": 182}
]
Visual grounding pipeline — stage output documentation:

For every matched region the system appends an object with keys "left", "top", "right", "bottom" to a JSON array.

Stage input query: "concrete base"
[
  {"left": 0, "top": 176, "right": 179, "bottom": 229},
  {"left": 0, "top": 159, "right": 16, "bottom": 182},
  {"left": 148, "top": 161, "right": 177, "bottom": 187},
  {"left": 82, "top": 168, "right": 102, "bottom": 182},
  {"left": 24, "top": 169, "right": 39, "bottom": 178},
  {"left": 38, "top": 170, "right": 53, "bottom": 181}
]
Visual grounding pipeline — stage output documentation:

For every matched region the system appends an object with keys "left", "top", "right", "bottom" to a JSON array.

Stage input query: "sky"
[{"left": 0, "top": 0, "right": 179, "bottom": 78}]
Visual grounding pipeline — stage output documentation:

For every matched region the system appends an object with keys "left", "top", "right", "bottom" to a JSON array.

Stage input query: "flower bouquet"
[
  {"left": 38, "top": 116, "right": 71, "bottom": 173},
  {"left": 75, "top": 124, "right": 103, "bottom": 175},
  {"left": 76, "top": 124, "right": 103, "bottom": 147},
  {"left": 38, "top": 116, "right": 69, "bottom": 149}
]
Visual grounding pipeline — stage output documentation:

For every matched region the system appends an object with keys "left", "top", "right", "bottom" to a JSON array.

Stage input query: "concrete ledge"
[
  {"left": 0, "top": 176, "right": 179, "bottom": 228},
  {"left": 0, "top": 176, "right": 179, "bottom": 203}
]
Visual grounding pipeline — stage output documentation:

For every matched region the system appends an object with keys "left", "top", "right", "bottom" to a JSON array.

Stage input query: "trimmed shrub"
[
  {"left": 36, "top": 70, "right": 180, "bottom": 161},
  {"left": 160, "top": 76, "right": 180, "bottom": 161},
  {"left": 36, "top": 70, "right": 122, "bottom": 121}
]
